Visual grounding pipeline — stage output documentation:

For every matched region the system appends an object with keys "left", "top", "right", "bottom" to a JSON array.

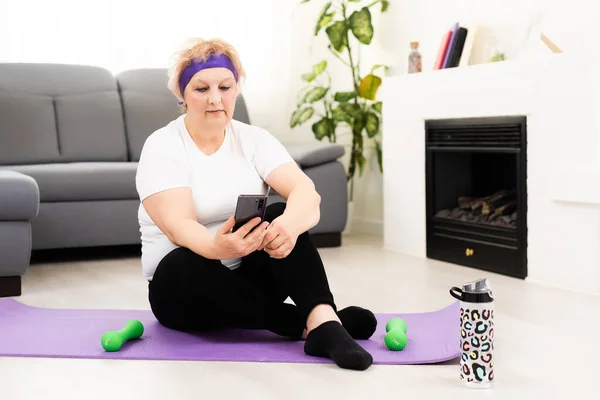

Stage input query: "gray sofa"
[{"left": 0, "top": 63, "right": 348, "bottom": 297}]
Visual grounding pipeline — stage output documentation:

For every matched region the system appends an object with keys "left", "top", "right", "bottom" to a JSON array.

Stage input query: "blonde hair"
[{"left": 167, "top": 38, "right": 246, "bottom": 111}]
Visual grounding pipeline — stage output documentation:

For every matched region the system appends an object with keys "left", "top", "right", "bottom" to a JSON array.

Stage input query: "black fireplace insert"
[{"left": 425, "top": 116, "right": 527, "bottom": 279}]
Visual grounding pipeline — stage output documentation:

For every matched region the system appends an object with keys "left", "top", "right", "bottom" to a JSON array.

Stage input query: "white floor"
[{"left": 1, "top": 234, "right": 599, "bottom": 399}]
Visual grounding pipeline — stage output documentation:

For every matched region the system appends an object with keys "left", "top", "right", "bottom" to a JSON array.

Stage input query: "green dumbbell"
[
  {"left": 101, "top": 320, "right": 144, "bottom": 352},
  {"left": 386, "top": 317, "right": 408, "bottom": 334},
  {"left": 384, "top": 317, "right": 408, "bottom": 351}
]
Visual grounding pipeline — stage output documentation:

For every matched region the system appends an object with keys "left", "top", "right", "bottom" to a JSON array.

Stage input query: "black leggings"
[{"left": 148, "top": 202, "right": 336, "bottom": 338}]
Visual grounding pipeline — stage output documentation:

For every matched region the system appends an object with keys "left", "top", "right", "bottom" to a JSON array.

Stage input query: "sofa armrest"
[
  {"left": 0, "top": 170, "right": 40, "bottom": 221},
  {"left": 285, "top": 143, "right": 345, "bottom": 168}
]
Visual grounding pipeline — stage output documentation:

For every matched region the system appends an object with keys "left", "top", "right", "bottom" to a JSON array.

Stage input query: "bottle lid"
[
  {"left": 463, "top": 278, "right": 493, "bottom": 294},
  {"left": 410, "top": 41, "right": 419, "bottom": 48},
  {"left": 449, "top": 278, "right": 494, "bottom": 303}
]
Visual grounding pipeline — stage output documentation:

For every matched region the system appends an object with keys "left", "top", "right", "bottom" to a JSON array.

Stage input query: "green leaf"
[
  {"left": 370, "top": 64, "right": 387, "bottom": 74},
  {"left": 334, "top": 91, "right": 357, "bottom": 102},
  {"left": 312, "top": 117, "right": 334, "bottom": 140},
  {"left": 312, "top": 60, "right": 327, "bottom": 76},
  {"left": 301, "top": 72, "right": 317, "bottom": 82},
  {"left": 371, "top": 101, "right": 382, "bottom": 114},
  {"left": 365, "top": 111, "right": 379, "bottom": 137},
  {"left": 305, "top": 86, "right": 328, "bottom": 103},
  {"left": 332, "top": 103, "right": 363, "bottom": 124},
  {"left": 348, "top": 0, "right": 361, "bottom": 2},
  {"left": 339, "top": 102, "right": 362, "bottom": 120},
  {"left": 325, "top": 20, "right": 347, "bottom": 52},
  {"left": 296, "top": 86, "right": 312, "bottom": 106},
  {"left": 352, "top": 111, "right": 365, "bottom": 135},
  {"left": 290, "top": 106, "right": 314, "bottom": 128},
  {"left": 300, "top": 0, "right": 311, "bottom": 3},
  {"left": 314, "top": 2, "right": 333, "bottom": 35},
  {"left": 381, "top": 0, "right": 390, "bottom": 12},
  {"left": 332, "top": 105, "right": 351, "bottom": 122},
  {"left": 358, "top": 74, "right": 382, "bottom": 100},
  {"left": 349, "top": 7, "right": 373, "bottom": 45},
  {"left": 356, "top": 151, "right": 367, "bottom": 176},
  {"left": 490, "top": 52, "right": 505, "bottom": 62},
  {"left": 375, "top": 140, "right": 383, "bottom": 172}
]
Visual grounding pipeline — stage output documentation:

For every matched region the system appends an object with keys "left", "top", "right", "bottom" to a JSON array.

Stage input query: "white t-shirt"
[{"left": 135, "top": 114, "right": 294, "bottom": 280}]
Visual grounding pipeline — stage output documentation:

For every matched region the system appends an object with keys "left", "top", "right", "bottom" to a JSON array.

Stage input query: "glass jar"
[{"left": 408, "top": 41, "right": 422, "bottom": 73}]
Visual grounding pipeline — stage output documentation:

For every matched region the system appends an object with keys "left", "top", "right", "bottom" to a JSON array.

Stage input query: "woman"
[{"left": 135, "top": 38, "right": 376, "bottom": 371}]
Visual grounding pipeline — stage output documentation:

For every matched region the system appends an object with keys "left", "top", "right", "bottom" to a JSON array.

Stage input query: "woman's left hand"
[{"left": 257, "top": 215, "right": 299, "bottom": 259}]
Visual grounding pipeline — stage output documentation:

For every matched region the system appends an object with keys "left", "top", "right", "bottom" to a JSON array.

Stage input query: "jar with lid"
[{"left": 408, "top": 41, "right": 422, "bottom": 73}]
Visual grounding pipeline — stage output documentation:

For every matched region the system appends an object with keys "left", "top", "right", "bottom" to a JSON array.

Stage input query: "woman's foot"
[
  {"left": 303, "top": 304, "right": 373, "bottom": 371},
  {"left": 337, "top": 306, "right": 378, "bottom": 340},
  {"left": 298, "top": 305, "right": 378, "bottom": 341}
]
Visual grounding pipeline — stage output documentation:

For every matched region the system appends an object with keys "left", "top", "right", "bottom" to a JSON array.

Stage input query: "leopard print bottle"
[{"left": 450, "top": 279, "right": 494, "bottom": 388}]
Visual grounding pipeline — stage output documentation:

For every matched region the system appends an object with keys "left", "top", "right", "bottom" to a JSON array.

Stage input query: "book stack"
[{"left": 433, "top": 23, "right": 478, "bottom": 70}]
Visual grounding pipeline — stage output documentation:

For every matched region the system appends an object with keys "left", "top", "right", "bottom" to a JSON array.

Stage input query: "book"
[
  {"left": 446, "top": 26, "right": 468, "bottom": 68},
  {"left": 433, "top": 30, "right": 452, "bottom": 70},
  {"left": 441, "top": 23, "right": 460, "bottom": 69}
]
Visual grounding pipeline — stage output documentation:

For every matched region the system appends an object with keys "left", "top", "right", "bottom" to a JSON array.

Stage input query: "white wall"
[
  {"left": 381, "top": 0, "right": 600, "bottom": 75},
  {"left": 0, "top": 0, "right": 296, "bottom": 139}
]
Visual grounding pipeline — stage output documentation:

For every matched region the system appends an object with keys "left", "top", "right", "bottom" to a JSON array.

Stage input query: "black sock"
[
  {"left": 337, "top": 306, "right": 378, "bottom": 340},
  {"left": 304, "top": 321, "right": 373, "bottom": 370}
]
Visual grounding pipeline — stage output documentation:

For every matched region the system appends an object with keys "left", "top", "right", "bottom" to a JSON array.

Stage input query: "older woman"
[{"left": 135, "top": 38, "right": 376, "bottom": 370}]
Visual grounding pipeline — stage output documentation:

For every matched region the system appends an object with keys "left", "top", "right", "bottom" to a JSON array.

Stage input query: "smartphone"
[{"left": 232, "top": 194, "right": 268, "bottom": 233}]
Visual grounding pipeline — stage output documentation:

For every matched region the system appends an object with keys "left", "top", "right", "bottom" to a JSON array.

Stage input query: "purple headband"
[{"left": 178, "top": 53, "right": 239, "bottom": 98}]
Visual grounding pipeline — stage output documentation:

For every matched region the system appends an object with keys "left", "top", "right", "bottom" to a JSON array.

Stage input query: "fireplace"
[{"left": 425, "top": 116, "right": 527, "bottom": 279}]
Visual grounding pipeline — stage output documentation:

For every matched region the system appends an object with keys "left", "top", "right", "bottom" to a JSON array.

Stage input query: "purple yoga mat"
[{"left": 0, "top": 299, "right": 460, "bottom": 365}]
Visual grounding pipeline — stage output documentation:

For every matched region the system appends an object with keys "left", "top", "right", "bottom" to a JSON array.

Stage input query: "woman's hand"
[
  {"left": 211, "top": 217, "right": 269, "bottom": 259},
  {"left": 258, "top": 215, "right": 300, "bottom": 259}
]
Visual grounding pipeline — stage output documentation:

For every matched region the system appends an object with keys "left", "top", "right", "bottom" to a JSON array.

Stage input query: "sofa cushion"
[
  {"left": 116, "top": 68, "right": 252, "bottom": 161},
  {"left": 0, "top": 63, "right": 128, "bottom": 165},
  {"left": 0, "top": 91, "right": 60, "bottom": 165},
  {"left": 1, "top": 163, "right": 138, "bottom": 202},
  {"left": 0, "top": 170, "right": 39, "bottom": 220},
  {"left": 285, "top": 143, "right": 345, "bottom": 168},
  {"left": 115, "top": 69, "right": 181, "bottom": 162}
]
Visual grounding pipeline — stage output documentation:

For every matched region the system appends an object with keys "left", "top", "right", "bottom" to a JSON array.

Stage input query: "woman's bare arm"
[
  {"left": 142, "top": 187, "right": 268, "bottom": 260},
  {"left": 142, "top": 187, "right": 219, "bottom": 259},
  {"left": 265, "top": 161, "right": 321, "bottom": 234}
]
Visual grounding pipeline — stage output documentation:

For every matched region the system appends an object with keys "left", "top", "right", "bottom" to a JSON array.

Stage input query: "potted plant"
[{"left": 290, "top": 0, "right": 390, "bottom": 202}]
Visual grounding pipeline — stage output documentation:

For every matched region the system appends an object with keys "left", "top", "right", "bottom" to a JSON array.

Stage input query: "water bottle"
[{"left": 449, "top": 278, "right": 494, "bottom": 388}]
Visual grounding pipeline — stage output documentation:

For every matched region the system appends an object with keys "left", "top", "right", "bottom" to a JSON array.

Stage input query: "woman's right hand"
[{"left": 211, "top": 216, "right": 269, "bottom": 259}]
